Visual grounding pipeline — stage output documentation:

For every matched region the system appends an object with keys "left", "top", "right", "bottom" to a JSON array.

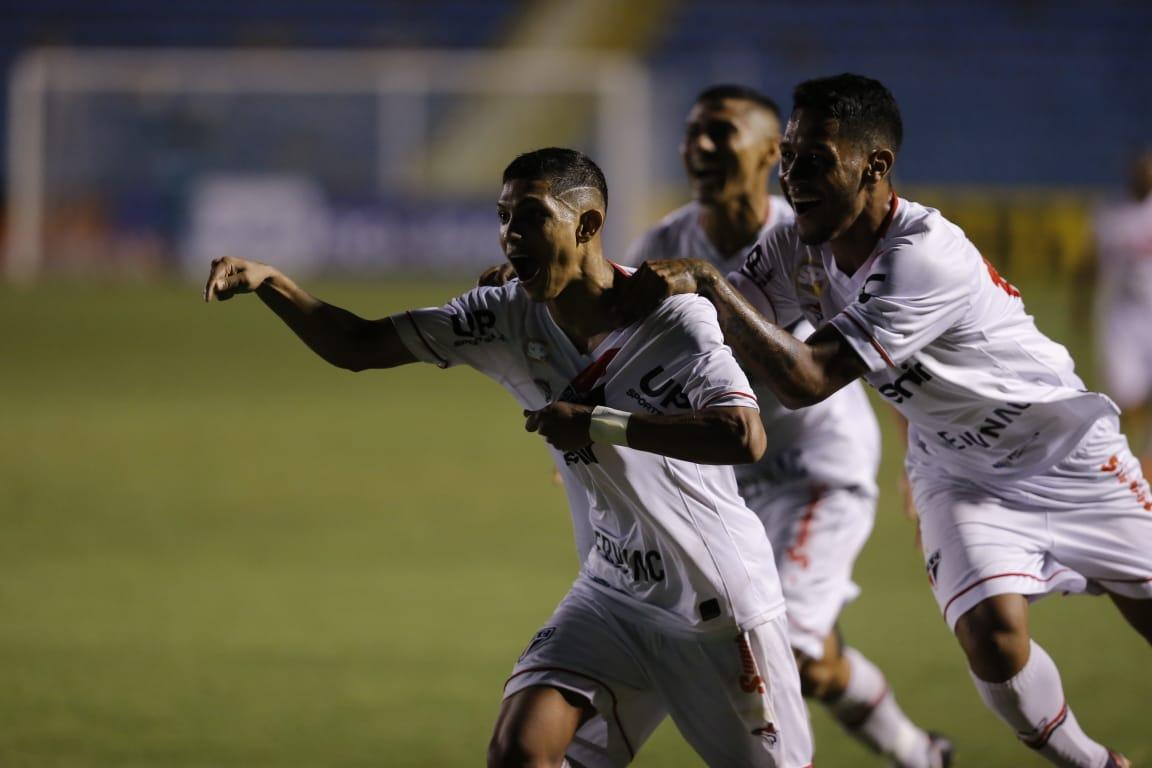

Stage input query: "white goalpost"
[{"left": 5, "top": 47, "right": 653, "bottom": 281}]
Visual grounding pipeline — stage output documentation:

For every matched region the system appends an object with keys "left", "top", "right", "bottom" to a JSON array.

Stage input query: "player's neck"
[
  {"left": 699, "top": 190, "right": 769, "bottom": 258},
  {"left": 546, "top": 255, "right": 620, "bottom": 354},
  {"left": 829, "top": 187, "right": 896, "bottom": 277}
]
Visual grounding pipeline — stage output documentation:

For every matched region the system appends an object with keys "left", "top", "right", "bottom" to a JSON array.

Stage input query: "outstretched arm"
[
  {"left": 625, "top": 259, "right": 868, "bottom": 408},
  {"left": 204, "top": 256, "right": 416, "bottom": 371},
  {"left": 524, "top": 402, "right": 766, "bottom": 465}
]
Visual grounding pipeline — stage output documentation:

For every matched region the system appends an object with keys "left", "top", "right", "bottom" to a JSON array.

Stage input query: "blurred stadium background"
[{"left": 1, "top": 1, "right": 1150, "bottom": 766}]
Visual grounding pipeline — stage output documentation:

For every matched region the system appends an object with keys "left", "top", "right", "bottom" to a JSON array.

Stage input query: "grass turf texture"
[{"left": 0, "top": 276, "right": 1147, "bottom": 767}]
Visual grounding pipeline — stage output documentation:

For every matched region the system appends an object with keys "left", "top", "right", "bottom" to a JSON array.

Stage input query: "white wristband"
[{"left": 589, "top": 406, "right": 631, "bottom": 446}]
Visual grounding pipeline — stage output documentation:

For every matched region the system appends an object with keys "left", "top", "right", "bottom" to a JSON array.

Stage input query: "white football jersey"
[
  {"left": 1094, "top": 194, "right": 1152, "bottom": 309},
  {"left": 628, "top": 198, "right": 880, "bottom": 493},
  {"left": 393, "top": 281, "right": 786, "bottom": 636},
  {"left": 738, "top": 196, "right": 1117, "bottom": 479}
]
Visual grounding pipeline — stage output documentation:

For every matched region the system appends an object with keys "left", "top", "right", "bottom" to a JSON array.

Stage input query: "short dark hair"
[
  {"left": 502, "top": 147, "right": 608, "bottom": 208},
  {"left": 695, "top": 84, "right": 781, "bottom": 123},
  {"left": 792, "top": 74, "right": 903, "bottom": 152}
]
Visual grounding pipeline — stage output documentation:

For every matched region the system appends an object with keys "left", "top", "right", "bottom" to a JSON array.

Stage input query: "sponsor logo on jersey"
[
  {"left": 518, "top": 626, "right": 556, "bottom": 661},
  {"left": 738, "top": 243, "right": 772, "bottom": 289},
  {"left": 563, "top": 445, "right": 599, "bottom": 466},
  {"left": 875, "top": 359, "right": 934, "bottom": 404},
  {"left": 592, "top": 529, "right": 665, "bottom": 584},
  {"left": 936, "top": 402, "right": 1034, "bottom": 454},
  {"left": 858, "top": 273, "right": 888, "bottom": 303},
  {"left": 450, "top": 309, "right": 504, "bottom": 346},
  {"left": 1100, "top": 454, "right": 1152, "bottom": 511},
  {"left": 926, "top": 549, "right": 942, "bottom": 588},
  {"left": 632, "top": 365, "right": 691, "bottom": 411}
]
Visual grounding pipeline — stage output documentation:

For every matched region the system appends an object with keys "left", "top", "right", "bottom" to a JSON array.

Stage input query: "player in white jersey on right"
[
  {"left": 1093, "top": 150, "right": 1152, "bottom": 468},
  {"left": 625, "top": 74, "right": 1150, "bottom": 768},
  {"left": 625, "top": 84, "right": 950, "bottom": 768}
]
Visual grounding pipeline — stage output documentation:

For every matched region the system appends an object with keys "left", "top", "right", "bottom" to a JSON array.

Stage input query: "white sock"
[
  {"left": 827, "top": 647, "right": 932, "bottom": 768},
  {"left": 971, "top": 640, "right": 1108, "bottom": 768}
]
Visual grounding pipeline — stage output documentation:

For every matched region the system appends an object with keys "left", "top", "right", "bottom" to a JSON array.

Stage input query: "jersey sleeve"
[
  {"left": 730, "top": 234, "right": 804, "bottom": 327},
  {"left": 651, "top": 295, "right": 759, "bottom": 411},
  {"left": 391, "top": 285, "right": 522, "bottom": 380},
  {"left": 829, "top": 236, "right": 972, "bottom": 372}
]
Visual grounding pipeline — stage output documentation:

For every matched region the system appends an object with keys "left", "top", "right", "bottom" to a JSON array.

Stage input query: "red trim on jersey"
[
  {"left": 504, "top": 665, "right": 636, "bottom": 760},
  {"left": 843, "top": 312, "right": 896, "bottom": 368},
  {"left": 877, "top": 193, "right": 899, "bottom": 239},
  {"left": 700, "top": 390, "right": 759, "bottom": 408},
  {"left": 943, "top": 569, "right": 1073, "bottom": 619},
  {"left": 786, "top": 485, "right": 826, "bottom": 570},
  {"left": 1021, "top": 700, "right": 1068, "bottom": 749},
  {"left": 404, "top": 311, "right": 448, "bottom": 367},
  {"left": 570, "top": 348, "right": 621, "bottom": 393}
]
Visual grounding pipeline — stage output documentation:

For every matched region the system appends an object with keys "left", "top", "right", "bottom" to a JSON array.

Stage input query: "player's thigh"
[
  {"left": 490, "top": 685, "right": 591, "bottom": 766},
  {"left": 911, "top": 472, "right": 1082, "bottom": 632},
  {"left": 1041, "top": 417, "right": 1152, "bottom": 599},
  {"left": 760, "top": 485, "right": 875, "bottom": 659},
  {"left": 505, "top": 588, "right": 656, "bottom": 767},
  {"left": 654, "top": 616, "right": 813, "bottom": 768}
]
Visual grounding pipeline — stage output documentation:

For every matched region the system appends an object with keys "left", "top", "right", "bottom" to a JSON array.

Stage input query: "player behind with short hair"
[
  {"left": 1092, "top": 150, "right": 1152, "bottom": 468},
  {"left": 621, "top": 82, "right": 950, "bottom": 768},
  {"left": 624, "top": 74, "right": 1148, "bottom": 768},
  {"left": 205, "top": 147, "right": 813, "bottom": 767}
]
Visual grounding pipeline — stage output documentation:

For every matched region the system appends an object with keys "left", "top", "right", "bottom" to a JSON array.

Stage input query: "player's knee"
[
  {"left": 954, "top": 597, "right": 1031, "bottom": 680},
  {"left": 487, "top": 732, "right": 565, "bottom": 768},
  {"left": 796, "top": 653, "right": 840, "bottom": 701}
]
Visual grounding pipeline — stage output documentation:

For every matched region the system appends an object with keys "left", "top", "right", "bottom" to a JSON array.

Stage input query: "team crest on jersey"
[
  {"left": 793, "top": 261, "right": 827, "bottom": 301},
  {"left": 518, "top": 627, "right": 556, "bottom": 661},
  {"left": 525, "top": 338, "right": 549, "bottom": 362},
  {"left": 926, "top": 549, "right": 942, "bottom": 588}
]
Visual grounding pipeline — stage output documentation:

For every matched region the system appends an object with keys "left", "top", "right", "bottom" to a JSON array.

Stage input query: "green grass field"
[{"left": 0, "top": 276, "right": 1147, "bottom": 767}]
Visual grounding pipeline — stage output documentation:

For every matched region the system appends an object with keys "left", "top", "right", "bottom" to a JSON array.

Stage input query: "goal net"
[{"left": 5, "top": 47, "right": 653, "bottom": 281}]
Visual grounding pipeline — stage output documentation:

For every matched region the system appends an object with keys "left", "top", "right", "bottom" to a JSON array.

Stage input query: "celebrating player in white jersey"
[
  {"left": 1093, "top": 151, "right": 1152, "bottom": 467},
  {"left": 205, "top": 148, "right": 813, "bottom": 767},
  {"left": 624, "top": 74, "right": 1149, "bottom": 768},
  {"left": 623, "top": 84, "right": 949, "bottom": 768}
]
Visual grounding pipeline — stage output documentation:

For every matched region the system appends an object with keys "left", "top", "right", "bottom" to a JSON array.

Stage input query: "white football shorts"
[
  {"left": 741, "top": 479, "right": 876, "bottom": 659},
  {"left": 911, "top": 414, "right": 1152, "bottom": 630},
  {"left": 504, "top": 582, "right": 813, "bottom": 768}
]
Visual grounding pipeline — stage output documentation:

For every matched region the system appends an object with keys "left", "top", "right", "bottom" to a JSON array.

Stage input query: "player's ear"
[
  {"left": 576, "top": 209, "right": 604, "bottom": 243},
  {"left": 865, "top": 148, "right": 895, "bottom": 184}
]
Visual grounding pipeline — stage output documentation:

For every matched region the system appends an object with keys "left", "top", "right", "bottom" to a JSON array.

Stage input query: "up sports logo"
[
  {"left": 451, "top": 309, "right": 504, "bottom": 346},
  {"left": 626, "top": 365, "right": 690, "bottom": 414}
]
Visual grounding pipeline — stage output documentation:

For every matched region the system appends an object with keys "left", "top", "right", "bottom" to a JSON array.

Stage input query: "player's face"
[
  {"left": 681, "top": 99, "right": 778, "bottom": 205},
  {"left": 780, "top": 107, "right": 871, "bottom": 245},
  {"left": 497, "top": 179, "right": 581, "bottom": 302}
]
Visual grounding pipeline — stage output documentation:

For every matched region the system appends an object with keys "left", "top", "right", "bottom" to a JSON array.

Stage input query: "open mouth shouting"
[
  {"left": 790, "top": 194, "right": 821, "bottom": 217},
  {"left": 508, "top": 253, "right": 542, "bottom": 284}
]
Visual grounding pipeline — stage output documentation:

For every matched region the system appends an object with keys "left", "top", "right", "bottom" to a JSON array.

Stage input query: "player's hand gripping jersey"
[
  {"left": 628, "top": 198, "right": 879, "bottom": 494},
  {"left": 735, "top": 197, "right": 1118, "bottom": 479},
  {"left": 393, "top": 280, "right": 786, "bottom": 635}
]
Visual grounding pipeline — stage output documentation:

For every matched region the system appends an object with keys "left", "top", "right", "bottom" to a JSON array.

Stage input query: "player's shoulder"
[
  {"left": 648, "top": 292, "right": 722, "bottom": 334},
  {"left": 876, "top": 198, "right": 980, "bottom": 285}
]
